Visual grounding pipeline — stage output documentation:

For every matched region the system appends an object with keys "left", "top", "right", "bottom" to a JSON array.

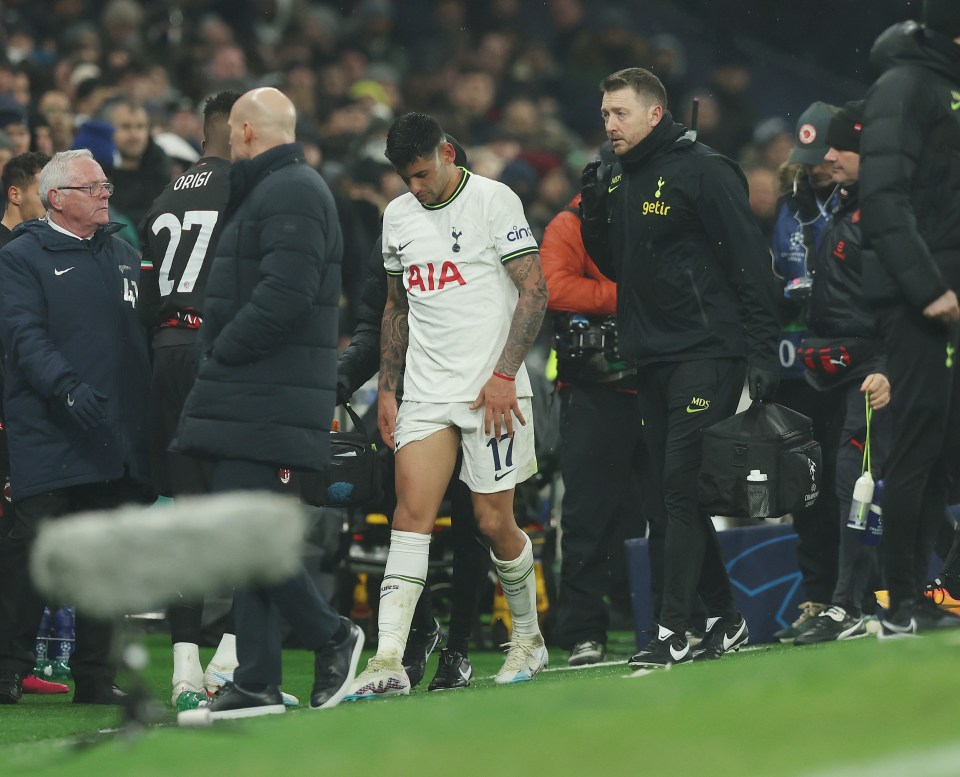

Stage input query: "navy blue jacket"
[
  {"left": 174, "top": 142, "right": 343, "bottom": 470},
  {"left": 0, "top": 219, "right": 151, "bottom": 500}
]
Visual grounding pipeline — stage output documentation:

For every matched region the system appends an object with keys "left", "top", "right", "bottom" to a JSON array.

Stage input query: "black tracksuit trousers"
[
  {"left": 636, "top": 357, "right": 746, "bottom": 634},
  {"left": 877, "top": 304, "right": 960, "bottom": 613}
]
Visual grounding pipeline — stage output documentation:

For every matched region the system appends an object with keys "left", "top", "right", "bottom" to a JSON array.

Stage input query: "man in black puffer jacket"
[
  {"left": 580, "top": 67, "right": 780, "bottom": 668},
  {"left": 174, "top": 88, "right": 363, "bottom": 722},
  {"left": 859, "top": 1, "right": 960, "bottom": 635}
]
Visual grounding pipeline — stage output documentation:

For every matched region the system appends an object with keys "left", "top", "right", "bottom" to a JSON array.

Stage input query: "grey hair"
[{"left": 39, "top": 149, "right": 94, "bottom": 209}]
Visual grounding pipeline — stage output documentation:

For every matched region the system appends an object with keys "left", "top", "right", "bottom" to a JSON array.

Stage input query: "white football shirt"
[{"left": 383, "top": 169, "right": 539, "bottom": 403}]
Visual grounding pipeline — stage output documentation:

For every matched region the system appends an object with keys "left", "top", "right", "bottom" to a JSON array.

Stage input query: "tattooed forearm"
[
  {"left": 497, "top": 252, "right": 549, "bottom": 376},
  {"left": 379, "top": 276, "right": 409, "bottom": 393}
]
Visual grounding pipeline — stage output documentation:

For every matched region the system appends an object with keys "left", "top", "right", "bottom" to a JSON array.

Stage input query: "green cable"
[{"left": 862, "top": 392, "right": 872, "bottom": 476}]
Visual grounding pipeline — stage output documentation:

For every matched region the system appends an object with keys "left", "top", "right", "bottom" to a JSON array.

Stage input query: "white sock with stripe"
[
  {"left": 492, "top": 533, "right": 540, "bottom": 641},
  {"left": 376, "top": 529, "right": 431, "bottom": 662}
]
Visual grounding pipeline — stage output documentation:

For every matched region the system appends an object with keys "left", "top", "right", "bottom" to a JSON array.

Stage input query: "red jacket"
[{"left": 540, "top": 196, "right": 617, "bottom": 316}]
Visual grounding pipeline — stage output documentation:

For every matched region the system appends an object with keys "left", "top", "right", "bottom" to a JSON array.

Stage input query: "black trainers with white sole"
[{"left": 628, "top": 625, "right": 691, "bottom": 668}]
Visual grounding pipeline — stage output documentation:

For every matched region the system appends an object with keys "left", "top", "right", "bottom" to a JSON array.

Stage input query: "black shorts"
[{"left": 149, "top": 339, "right": 214, "bottom": 497}]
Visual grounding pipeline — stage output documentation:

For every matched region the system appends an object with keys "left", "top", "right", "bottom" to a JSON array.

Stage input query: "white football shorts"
[{"left": 394, "top": 398, "right": 537, "bottom": 493}]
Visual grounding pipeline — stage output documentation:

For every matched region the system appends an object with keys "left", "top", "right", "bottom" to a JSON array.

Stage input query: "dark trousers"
[
  {"left": 775, "top": 379, "right": 843, "bottom": 603},
  {"left": 211, "top": 459, "right": 339, "bottom": 687},
  {"left": 637, "top": 358, "right": 745, "bottom": 634},
  {"left": 445, "top": 474, "right": 489, "bottom": 653},
  {"left": 150, "top": 341, "right": 228, "bottom": 645},
  {"left": 0, "top": 477, "right": 148, "bottom": 688},
  {"left": 831, "top": 382, "right": 891, "bottom": 615},
  {"left": 877, "top": 305, "right": 960, "bottom": 611},
  {"left": 554, "top": 385, "right": 647, "bottom": 647}
]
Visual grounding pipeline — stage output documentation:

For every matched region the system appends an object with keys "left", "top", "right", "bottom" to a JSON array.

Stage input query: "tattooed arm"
[
  {"left": 470, "top": 252, "right": 549, "bottom": 439},
  {"left": 378, "top": 274, "right": 409, "bottom": 449}
]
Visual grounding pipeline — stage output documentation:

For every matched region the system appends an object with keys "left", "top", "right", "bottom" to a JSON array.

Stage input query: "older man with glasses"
[{"left": 0, "top": 149, "right": 153, "bottom": 706}]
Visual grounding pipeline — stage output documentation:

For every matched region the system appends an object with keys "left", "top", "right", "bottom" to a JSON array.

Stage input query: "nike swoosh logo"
[
  {"left": 722, "top": 622, "right": 747, "bottom": 651},
  {"left": 66, "top": 395, "right": 75, "bottom": 407},
  {"left": 952, "top": 99, "right": 960, "bottom": 111},
  {"left": 607, "top": 184, "right": 619, "bottom": 193},
  {"left": 685, "top": 405, "right": 708, "bottom": 414},
  {"left": 669, "top": 644, "right": 688, "bottom": 662},
  {"left": 55, "top": 267, "right": 75, "bottom": 276},
  {"left": 398, "top": 240, "right": 413, "bottom": 252},
  {"left": 494, "top": 469, "right": 516, "bottom": 481}
]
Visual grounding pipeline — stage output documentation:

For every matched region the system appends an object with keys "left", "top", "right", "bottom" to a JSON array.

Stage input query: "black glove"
[
  {"left": 63, "top": 382, "right": 108, "bottom": 430},
  {"left": 336, "top": 373, "right": 352, "bottom": 406},
  {"left": 579, "top": 160, "right": 608, "bottom": 222},
  {"left": 747, "top": 366, "right": 780, "bottom": 403}
]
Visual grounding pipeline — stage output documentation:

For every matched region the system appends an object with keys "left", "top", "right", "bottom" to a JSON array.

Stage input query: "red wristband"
[{"left": 493, "top": 371, "right": 515, "bottom": 382}]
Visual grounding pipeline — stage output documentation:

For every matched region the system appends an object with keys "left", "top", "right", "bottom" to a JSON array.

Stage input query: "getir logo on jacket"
[
  {"left": 407, "top": 261, "right": 466, "bottom": 292},
  {"left": 642, "top": 176, "right": 671, "bottom": 216}
]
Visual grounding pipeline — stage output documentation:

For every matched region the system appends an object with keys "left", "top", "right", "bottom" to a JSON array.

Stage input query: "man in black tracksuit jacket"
[
  {"left": 580, "top": 67, "right": 780, "bottom": 667},
  {"left": 859, "top": 1, "right": 960, "bottom": 633}
]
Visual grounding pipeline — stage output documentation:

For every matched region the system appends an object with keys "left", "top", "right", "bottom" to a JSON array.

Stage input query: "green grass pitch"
[{"left": 1, "top": 630, "right": 958, "bottom": 777}]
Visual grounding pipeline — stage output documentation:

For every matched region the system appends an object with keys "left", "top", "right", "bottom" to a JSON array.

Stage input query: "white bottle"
[
  {"left": 747, "top": 469, "right": 769, "bottom": 519},
  {"left": 846, "top": 472, "right": 875, "bottom": 530}
]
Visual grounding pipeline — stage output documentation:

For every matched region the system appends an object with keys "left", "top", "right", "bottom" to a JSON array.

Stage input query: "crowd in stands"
[{"left": 0, "top": 0, "right": 912, "bottom": 337}]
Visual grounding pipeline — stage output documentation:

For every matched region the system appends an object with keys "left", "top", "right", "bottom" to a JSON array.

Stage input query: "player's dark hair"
[
  {"left": 600, "top": 67, "right": 668, "bottom": 110},
  {"left": 2, "top": 150, "right": 50, "bottom": 193},
  {"left": 204, "top": 91, "right": 241, "bottom": 123},
  {"left": 385, "top": 112, "right": 445, "bottom": 170}
]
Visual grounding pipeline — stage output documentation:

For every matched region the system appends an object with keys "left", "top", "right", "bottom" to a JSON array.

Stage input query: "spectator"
[
  {"left": 0, "top": 97, "right": 31, "bottom": 156},
  {"left": 103, "top": 97, "right": 172, "bottom": 227}
]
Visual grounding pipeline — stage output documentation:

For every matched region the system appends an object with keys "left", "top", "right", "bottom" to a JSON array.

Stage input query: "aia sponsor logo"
[{"left": 406, "top": 261, "right": 466, "bottom": 292}]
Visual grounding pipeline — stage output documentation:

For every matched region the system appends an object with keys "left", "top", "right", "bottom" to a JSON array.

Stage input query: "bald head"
[{"left": 228, "top": 88, "right": 297, "bottom": 162}]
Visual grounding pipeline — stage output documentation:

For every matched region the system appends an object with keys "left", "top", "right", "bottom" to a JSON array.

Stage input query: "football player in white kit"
[{"left": 345, "top": 112, "right": 549, "bottom": 699}]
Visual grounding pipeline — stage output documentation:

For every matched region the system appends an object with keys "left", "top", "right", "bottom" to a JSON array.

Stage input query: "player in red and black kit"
[{"left": 140, "top": 91, "right": 241, "bottom": 711}]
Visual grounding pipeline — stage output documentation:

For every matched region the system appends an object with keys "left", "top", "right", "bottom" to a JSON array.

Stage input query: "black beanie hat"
[
  {"left": 924, "top": 0, "right": 960, "bottom": 38},
  {"left": 825, "top": 100, "right": 866, "bottom": 153}
]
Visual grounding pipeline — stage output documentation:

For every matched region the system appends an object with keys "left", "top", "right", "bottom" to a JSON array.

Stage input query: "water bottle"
[
  {"left": 49, "top": 606, "right": 75, "bottom": 680},
  {"left": 846, "top": 472, "right": 875, "bottom": 530},
  {"left": 747, "top": 470, "right": 770, "bottom": 520},
  {"left": 33, "top": 607, "right": 53, "bottom": 676},
  {"left": 863, "top": 478, "right": 883, "bottom": 546}
]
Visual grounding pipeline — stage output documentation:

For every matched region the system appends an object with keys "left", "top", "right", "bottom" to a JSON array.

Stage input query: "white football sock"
[
  {"left": 172, "top": 642, "right": 204, "bottom": 689},
  {"left": 492, "top": 533, "right": 540, "bottom": 641},
  {"left": 209, "top": 632, "right": 237, "bottom": 669},
  {"left": 376, "top": 529, "right": 430, "bottom": 662}
]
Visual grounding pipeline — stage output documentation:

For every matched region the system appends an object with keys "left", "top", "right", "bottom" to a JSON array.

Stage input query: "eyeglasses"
[{"left": 58, "top": 182, "right": 115, "bottom": 196}]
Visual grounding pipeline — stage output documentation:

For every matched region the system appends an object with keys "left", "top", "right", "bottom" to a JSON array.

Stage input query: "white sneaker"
[
  {"left": 203, "top": 663, "right": 299, "bottom": 707},
  {"left": 342, "top": 656, "right": 411, "bottom": 701},
  {"left": 494, "top": 636, "right": 548, "bottom": 685},
  {"left": 203, "top": 659, "right": 237, "bottom": 696}
]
